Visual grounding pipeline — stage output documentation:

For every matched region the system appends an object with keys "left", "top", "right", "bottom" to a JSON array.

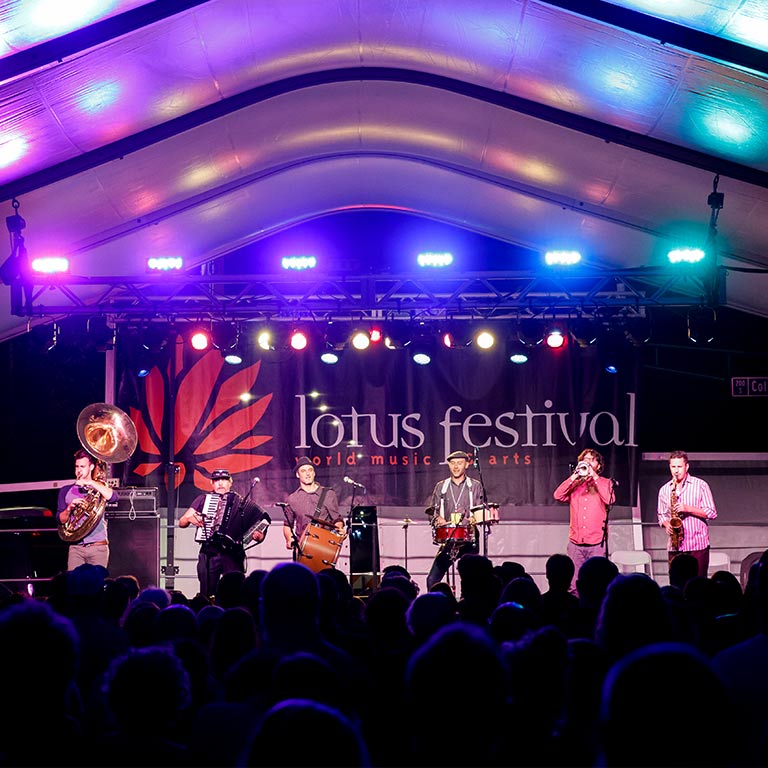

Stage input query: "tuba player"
[{"left": 57, "top": 448, "right": 118, "bottom": 570}]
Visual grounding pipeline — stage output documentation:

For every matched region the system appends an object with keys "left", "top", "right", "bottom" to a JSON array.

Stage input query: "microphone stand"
[
  {"left": 473, "top": 450, "right": 491, "bottom": 558},
  {"left": 347, "top": 486, "right": 357, "bottom": 587}
]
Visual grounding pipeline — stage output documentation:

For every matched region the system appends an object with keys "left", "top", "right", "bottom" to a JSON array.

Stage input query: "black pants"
[
  {"left": 197, "top": 545, "right": 245, "bottom": 598},
  {"left": 427, "top": 541, "right": 478, "bottom": 591},
  {"left": 668, "top": 547, "right": 710, "bottom": 579}
]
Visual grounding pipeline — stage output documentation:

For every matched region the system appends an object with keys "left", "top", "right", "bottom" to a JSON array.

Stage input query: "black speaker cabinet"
[
  {"left": 105, "top": 512, "right": 160, "bottom": 589},
  {"left": 350, "top": 506, "right": 380, "bottom": 595}
]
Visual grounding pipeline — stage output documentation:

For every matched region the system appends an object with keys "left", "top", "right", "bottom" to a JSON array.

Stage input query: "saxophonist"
[{"left": 657, "top": 450, "right": 717, "bottom": 578}]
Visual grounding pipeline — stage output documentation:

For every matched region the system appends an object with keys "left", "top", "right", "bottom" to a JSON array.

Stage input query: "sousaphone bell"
[{"left": 58, "top": 403, "right": 138, "bottom": 542}]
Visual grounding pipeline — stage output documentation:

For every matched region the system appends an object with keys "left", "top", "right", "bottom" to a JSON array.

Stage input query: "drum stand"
[
  {"left": 447, "top": 542, "right": 462, "bottom": 594},
  {"left": 402, "top": 518, "right": 412, "bottom": 573}
]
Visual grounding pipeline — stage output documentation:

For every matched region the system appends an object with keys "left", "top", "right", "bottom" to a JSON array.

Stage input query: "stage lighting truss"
[{"left": 6, "top": 264, "right": 725, "bottom": 320}]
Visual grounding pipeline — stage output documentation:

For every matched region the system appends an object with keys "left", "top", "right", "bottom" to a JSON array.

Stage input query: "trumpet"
[{"left": 575, "top": 461, "right": 591, "bottom": 477}]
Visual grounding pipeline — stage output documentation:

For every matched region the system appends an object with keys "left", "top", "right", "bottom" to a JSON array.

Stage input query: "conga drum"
[{"left": 297, "top": 520, "right": 346, "bottom": 573}]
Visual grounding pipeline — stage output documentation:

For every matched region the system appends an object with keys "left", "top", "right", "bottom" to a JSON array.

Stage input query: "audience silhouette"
[{"left": 1, "top": 547, "right": 762, "bottom": 767}]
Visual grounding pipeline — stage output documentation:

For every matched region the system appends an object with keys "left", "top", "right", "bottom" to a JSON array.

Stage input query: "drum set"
[{"left": 430, "top": 504, "right": 500, "bottom": 548}]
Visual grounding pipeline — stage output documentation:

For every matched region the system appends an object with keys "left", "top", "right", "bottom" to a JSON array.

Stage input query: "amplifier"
[{"left": 106, "top": 487, "right": 158, "bottom": 513}]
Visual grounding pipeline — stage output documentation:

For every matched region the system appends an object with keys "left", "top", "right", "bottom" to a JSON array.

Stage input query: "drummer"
[
  {"left": 282, "top": 457, "right": 344, "bottom": 560},
  {"left": 425, "top": 450, "right": 480, "bottom": 590}
]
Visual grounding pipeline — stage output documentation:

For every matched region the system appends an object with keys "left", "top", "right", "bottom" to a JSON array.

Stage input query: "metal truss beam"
[{"left": 9, "top": 267, "right": 721, "bottom": 320}]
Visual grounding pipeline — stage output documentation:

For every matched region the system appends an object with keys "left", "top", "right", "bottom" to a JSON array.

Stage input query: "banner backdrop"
[{"left": 117, "top": 336, "right": 641, "bottom": 515}]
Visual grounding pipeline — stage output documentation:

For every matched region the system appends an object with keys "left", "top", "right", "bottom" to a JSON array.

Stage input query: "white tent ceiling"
[{"left": 1, "top": 0, "right": 767, "bottom": 342}]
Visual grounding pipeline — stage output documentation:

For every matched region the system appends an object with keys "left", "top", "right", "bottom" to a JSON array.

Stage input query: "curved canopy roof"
[{"left": 1, "top": 0, "right": 767, "bottom": 341}]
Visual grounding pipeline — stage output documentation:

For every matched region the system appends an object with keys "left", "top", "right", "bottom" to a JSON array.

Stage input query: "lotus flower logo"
[{"left": 129, "top": 348, "right": 273, "bottom": 491}]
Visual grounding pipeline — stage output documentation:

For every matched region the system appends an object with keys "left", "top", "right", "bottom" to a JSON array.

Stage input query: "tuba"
[
  {"left": 668, "top": 480, "right": 684, "bottom": 550},
  {"left": 58, "top": 403, "right": 138, "bottom": 543}
]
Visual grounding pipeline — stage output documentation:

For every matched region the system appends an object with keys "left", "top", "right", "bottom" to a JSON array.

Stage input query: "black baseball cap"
[{"left": 211, "top": 468, "right": 232, "bottom": 481}]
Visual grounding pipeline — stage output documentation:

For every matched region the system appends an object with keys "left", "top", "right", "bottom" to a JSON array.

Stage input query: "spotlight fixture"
[
  {"left": 256, "top": 327, "right": 274, "bottom": 351},
  {"left": 516, "top": 319, "right": 545, "bottom": 348},
  {"left": 281, "top": 255, "right": 317, "bottom": 270},
  {"left": 30, "top": 256, "right": 69, "bottom": 274},
  {"left": 544, "top": 250, "right": 582, "bottom": 266},
  {"left": 570, "top": 318, "right": 598, "bottom": 348},
  {"left": 141, "top": 323, "right": 169, "bottom": 354},
  {"left": 190, "top": 330, "right": 210, "bottom": 351},
  {"left": 320, "top": 351, "right": 340, "bottom": 365},
  {"left": 417, "top": 252, "right": 454, "bottom": 268},
  {"left": 687, "top": 307, "right": 716, "bottom": 344},
  {"left": 350, "top": 330, "right": 371, "bottom": 350},
  {"left": 212, "top": 322, "right": 238, "bottom": 353},
  {"left": 667, "top": 247, "right": 705, "bottom": 264},
  {"left": 475, "top": 330, "right": 495, "bottom": 350},
  {"left": 383, "top": 322, "right": 410, "bottom": 350},
  {"left": 411, "top": 344, "right": 432, "bottom": 365},
  {"left": 223, "top": 345, "right": 244, "bottom": 365},
  {"left": 87, "top": 316, "right": 115, "bottom": 352},
  {"left": 441, "top": 322, "right": 470, "bottom": 349},
  {"left": 544, "top": 328, "right": 566, "bottom": 349},
  {"left": 136, "top": 347, "right": 153, "bottom": 377},
  {"left": 509, "top": 352, "right": 529, "bottom": 364},
  {"left": 146, "top": 256, "right": 183, "bottom": 271},
  {"left": 290, "top": 328, "right": 309, "bottom": 350}
]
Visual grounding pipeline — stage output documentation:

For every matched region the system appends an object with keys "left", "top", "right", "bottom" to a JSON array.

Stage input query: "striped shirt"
[{"left": 657, "top": 474, "right": 717, "bottom": 552}]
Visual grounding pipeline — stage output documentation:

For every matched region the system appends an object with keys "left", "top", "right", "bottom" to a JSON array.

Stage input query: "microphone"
[
  {"left": 343, "top": 476, "right": 366, "bottom": 489},
  {"left": 250, "top": 477, "right": 260, "bottom": 486},
  {"left": 472, "top": 451, "right": 479, "bottom": 469}
]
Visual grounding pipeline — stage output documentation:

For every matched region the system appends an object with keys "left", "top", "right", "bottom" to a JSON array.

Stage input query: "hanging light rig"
[
  {"left": 1, "top": 198, "right": 32, "bottom": 315},
  {"left": 705, "top": 174, "right": 725, "bottom": 306}
]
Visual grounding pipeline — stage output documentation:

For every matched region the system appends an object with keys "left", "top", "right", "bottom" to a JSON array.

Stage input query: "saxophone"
[{"left": 668, "top": 480, "right": 684, "bottom": 550}]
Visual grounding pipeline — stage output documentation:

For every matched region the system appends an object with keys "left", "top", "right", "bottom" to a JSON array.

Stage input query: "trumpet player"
[
  {"left": 554, "top": 448, "right": 615, "bottom": 580},
  {"left": 657, "top": 450, "right": 717, "bottom": 578}
]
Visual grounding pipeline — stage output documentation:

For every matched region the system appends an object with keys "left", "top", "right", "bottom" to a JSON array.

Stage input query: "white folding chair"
[
  {"left": 708, "top": 551, "right": 731, "bottom": 574},
  {"left": 609, "top": 549, "right": 653, "bottom": 578}
]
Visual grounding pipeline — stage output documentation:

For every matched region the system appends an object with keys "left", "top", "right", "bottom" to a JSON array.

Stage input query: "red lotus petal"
[
  {"left": 201, "top": 360, "right": 262, "bottom": 431},
  {"left": 132, "top": 462, "right": 162, "bottom": 477},
  {"left": 194, "top": 394, "right": 273, "bottom": 454},
  {"left": 145, "top": 367, "right": 165, "bottom": 439},
  {"left": 233, "top": 435, "right": 272, "bottom": 450},
  {"left": 130, "top": 408, "right": 161, "bottom": 455},
  {"left": 175, "top": 351, "right": 224, "bottom": 453},
  {"left": 193, "top": 467, "right": 213, "bottom": 492}
]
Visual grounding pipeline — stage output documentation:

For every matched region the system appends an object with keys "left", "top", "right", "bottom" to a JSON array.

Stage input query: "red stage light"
[
  {"left": 545, "top": 330, "right": 566, "bottom": 349},
  {"left": 290, "top": 330, "right": 309, "bottom": 350}
]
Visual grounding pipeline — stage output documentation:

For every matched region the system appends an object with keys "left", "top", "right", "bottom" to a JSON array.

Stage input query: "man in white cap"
[
  {"left": 180, "top": 468, "right": 268, "bottom": 598},
  {"left": 425, "top": 450, "right": 480, "bottom": 590}
]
